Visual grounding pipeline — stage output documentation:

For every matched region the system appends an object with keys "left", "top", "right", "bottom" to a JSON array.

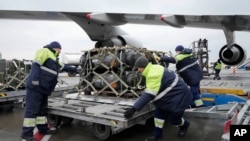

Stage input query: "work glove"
[
  {"left": 77, "top": 67, "right": 83, "bottom": 73},
  {"left": 124, "top": 107, "right": 136, "bottom": 119},
  {"left": 153, "top": 53, "right": 161, "bottom": 61}
]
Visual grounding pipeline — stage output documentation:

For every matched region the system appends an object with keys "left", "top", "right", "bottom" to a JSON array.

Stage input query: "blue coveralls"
[
  {"left": 133, "top": 63, "right": 192, "bottom": 139},
  {"left": 21, "top": 47, "right": 77, "bottom": 138},
  {"left": 161, "top": 51, "right": 203, "bottom": 107}
]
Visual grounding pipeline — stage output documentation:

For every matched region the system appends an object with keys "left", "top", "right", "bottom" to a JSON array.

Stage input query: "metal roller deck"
[{"left": 47, "top": 94, "right": 155, "bottom": 140}]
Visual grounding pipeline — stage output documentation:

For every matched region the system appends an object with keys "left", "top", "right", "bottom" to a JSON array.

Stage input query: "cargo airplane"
[{"left": 1, "top": 0, "right": 250, "bottom": 66}]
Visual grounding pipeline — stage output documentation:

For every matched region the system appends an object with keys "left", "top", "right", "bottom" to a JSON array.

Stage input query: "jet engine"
[
  {"left": 95, "top": 35, "right": 143, "bottom": 48},
  {"left": 219, "top": 44, "right": 247, "bottom": 66}
]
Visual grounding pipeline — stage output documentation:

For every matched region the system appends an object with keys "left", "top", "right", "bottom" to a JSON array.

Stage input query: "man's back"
[{"left": 175, "top": 53, "right": 202, "bottom": 86}]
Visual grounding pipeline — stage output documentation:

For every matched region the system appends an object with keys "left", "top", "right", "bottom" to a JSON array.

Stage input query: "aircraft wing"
[
  {"left": 61, "top": 12, "right": 250, "bottom": 67},
  {"left": 0, "top": 10, "right": 249, "bottom": 66}
]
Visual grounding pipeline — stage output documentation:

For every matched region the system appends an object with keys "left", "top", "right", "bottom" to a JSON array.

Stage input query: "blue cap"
[
  {"left": 175, "top": 45, "right": 184, "bottom": 51},
  {"left": 49, "top": 41, "right": 61, "bottom": 49}
]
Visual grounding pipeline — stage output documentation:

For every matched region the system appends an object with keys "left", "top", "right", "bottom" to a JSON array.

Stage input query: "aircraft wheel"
[
  {"left": 47, "top": 114, "right": 62, "bottom": 127},
  {"left": 92, "top": 123, "right": 111, "bottom": 141}
]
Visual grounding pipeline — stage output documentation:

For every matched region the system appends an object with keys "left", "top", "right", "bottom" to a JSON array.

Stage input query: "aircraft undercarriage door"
[{"left": 219, "top": 43, "right": 246, "bottom": 66}]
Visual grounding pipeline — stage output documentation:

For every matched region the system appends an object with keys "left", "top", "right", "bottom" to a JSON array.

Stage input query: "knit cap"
[
  {"left": 134, "top": 56, "right": 149, "bottom": 68},
  {"left": 175, "top": 45, "right": 184, "bottom": 51},
  {"left": 49, "top": 41, "right": 61, "bottom": 49}
]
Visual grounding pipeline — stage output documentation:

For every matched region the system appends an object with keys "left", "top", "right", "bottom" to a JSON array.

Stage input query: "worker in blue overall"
[
  {"left": 124, "top": 56, "right": 192, "bottom": 141},
  {"left": 21, "top": 41, "right": 78, "bottom": 141},
  {"left": 155, "top": 45, "right": 204, "bottom": 108}
]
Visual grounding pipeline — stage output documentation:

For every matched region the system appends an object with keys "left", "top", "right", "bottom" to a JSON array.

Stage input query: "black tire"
[
  {"left": 47, "top": 114, "right": 62, "bottom": 127},
  {"left": 61, "top": 117, "right": 74, "bottom": 125},
  {"left": 92, "top": 123, "right": 111, "bottom": 141},
  {"left": 0, "top": 102, "right": 14, "bottom": 112}
]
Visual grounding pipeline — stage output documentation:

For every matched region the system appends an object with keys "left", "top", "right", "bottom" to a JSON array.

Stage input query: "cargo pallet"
[{"left": 47, "top": 94, "right": 154, "bottom": 141}]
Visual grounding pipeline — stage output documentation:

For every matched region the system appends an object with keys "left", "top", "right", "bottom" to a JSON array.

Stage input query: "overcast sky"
[{"left": 1, "top": 19, "right": 250, "bottom": 62}]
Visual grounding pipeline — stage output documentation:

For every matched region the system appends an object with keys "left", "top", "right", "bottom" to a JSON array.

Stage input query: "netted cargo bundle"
[
  {"left": 77, "top": 46, "right": 168, "bottom": 98},
  {"left": 0, "top": 59, "right": 32, "bottom": 91}
]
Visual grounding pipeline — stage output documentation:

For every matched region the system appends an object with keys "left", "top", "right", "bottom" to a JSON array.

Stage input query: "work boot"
[
  {"left": 188, "top": 105, "right": 196, "bottom": 109},
  {"left": 145, "top": 136, "right": 163, "bottom": 141},
  {"left": 178, "top": 121, "right": 190, "bottom": 137},
  {"left": 39, "top": 128, "right": 57, "bottom": 135},
  {"left": 21, "top": 136, "right": 37, "bottom": 141}
]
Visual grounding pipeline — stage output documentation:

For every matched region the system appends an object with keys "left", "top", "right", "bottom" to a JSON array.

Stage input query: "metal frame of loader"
[
  {"left": 0, "top": 59, "right": 30, "bottom": 111},
  {"left": 0, "top": 86, "right": 76, "bottom": 112},
  {"left": 221, "top": 99, "right": 250, "bottom": 141},
  {"left": 0, "top": 58, "right": 78, "bottom": 111},
  {"left": 47, "top": 94, "right": 155, "bottom": 141},
  {"left": 46, "top": 93, "right": 249, "bottom": 141}
]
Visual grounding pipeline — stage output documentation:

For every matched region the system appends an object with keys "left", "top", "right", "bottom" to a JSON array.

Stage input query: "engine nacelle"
[
  {"left": 219, "top": 44, "right": 247, "bottom": 66},
  {"left": 95, "top": 35, "right": 143, "bottom": 48}
]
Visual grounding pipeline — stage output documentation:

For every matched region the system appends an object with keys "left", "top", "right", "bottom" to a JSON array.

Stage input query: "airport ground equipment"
[
  {"left": 0, "top": 59, "right": 31, "bottom": 111},
  {"left": 0, "top": 85, "right": 77, "bottom": 112},
  {"left": 221, "top": 99, "right": 250, "bottom": 141},
  {"left": 46, "top": 92, "right": 248, "bottom": 141},
  {"left": 0, "top": 59, "right": 31, "bottom": 91},
  {"left": 185, "top": 94, "right": 250, "bottom": 141},
  {"left": 237, "top": 58, "right": 250, "bottom": 70},
  {"left": 200, "top": 80, "right": 250, "bottom": 96},
  {"left": 0, "top": 58, "right": 78, "bottom": 112},
  {"left": 184, "top": 101, "right": 241, "bottom": 120},
  {"left": 46, "top": 46, "right": 169, "bottom": 140},
  {"left": 201, "top": 93, "right": 247, "bottom": 106},
  {"left": 46, "top": 46, "right": 250, "bottom": 140},
  {"left": 47, "top": 94, "right": 155, "bottom": 141},
  {"left": 191, "top": 38, "right": 211, "bottom": 76}
]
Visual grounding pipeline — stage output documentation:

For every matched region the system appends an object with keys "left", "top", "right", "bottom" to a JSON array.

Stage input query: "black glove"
[{"left": 124, "top": 107, "right": 136, "bottom": 119}]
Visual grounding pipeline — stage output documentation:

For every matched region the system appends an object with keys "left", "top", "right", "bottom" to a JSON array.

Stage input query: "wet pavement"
[
  {"left": 0, "top": 69, "right": 250, "bottom": 141},
  {"left": 0, "top": 105, "right": 226, "bottom": 141}
]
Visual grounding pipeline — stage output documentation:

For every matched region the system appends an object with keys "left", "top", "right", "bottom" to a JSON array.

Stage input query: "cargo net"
[
  {"left": 0, "top": 59, "right": 32, "bottom": 91},
  {"left": 77, "top": 46, "right": 168, "bottom": 99}
]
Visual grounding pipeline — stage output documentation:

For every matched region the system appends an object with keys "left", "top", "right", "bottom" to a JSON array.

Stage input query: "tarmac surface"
[{"left": 0, "top": 68, "right": 250, "bottom": 141}]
